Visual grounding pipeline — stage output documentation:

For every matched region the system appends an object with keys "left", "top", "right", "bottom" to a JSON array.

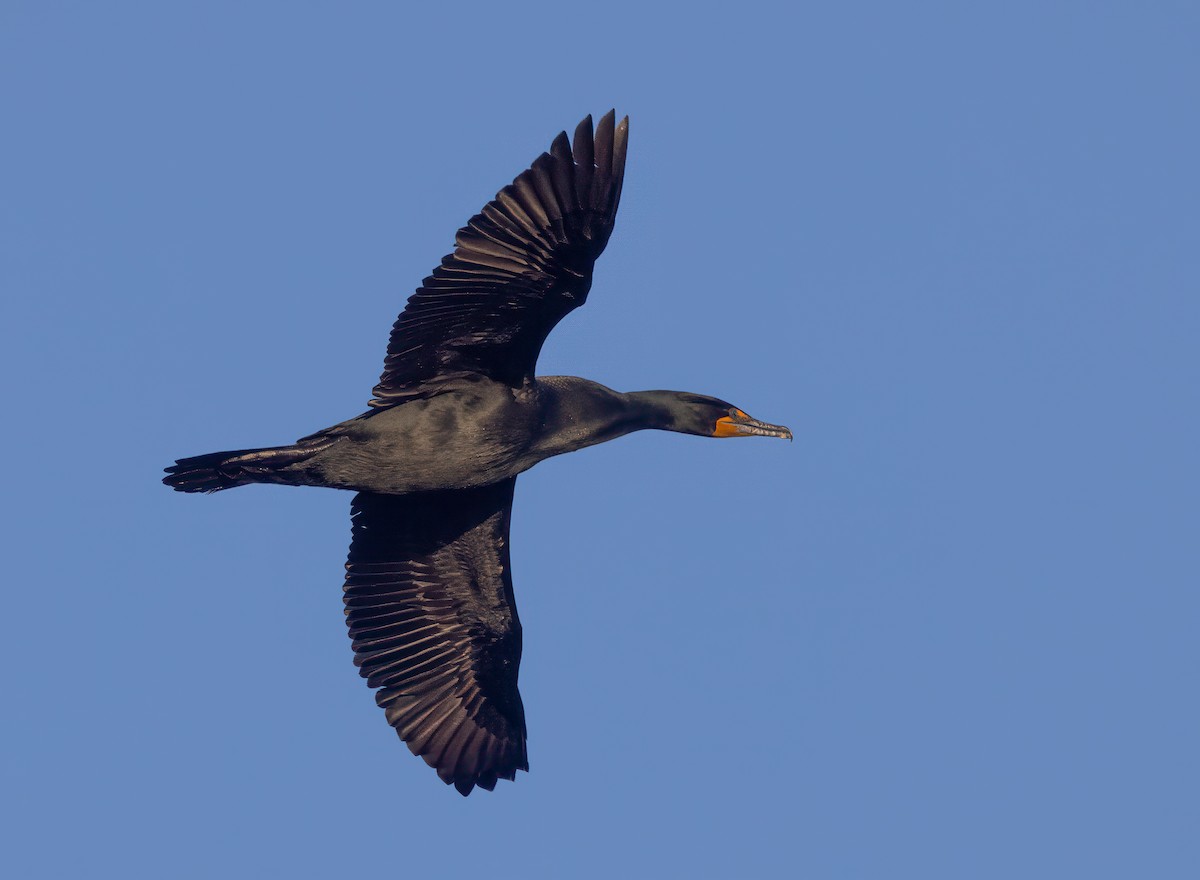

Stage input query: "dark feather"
[
  {"left": 370, "top": 111, "right": 630, "bottom": 406},
  {"left": 343, "top": 479, "right": 528, "bottom": 795}
]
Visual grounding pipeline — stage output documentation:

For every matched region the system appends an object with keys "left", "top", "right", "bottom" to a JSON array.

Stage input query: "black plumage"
[
  {"left": 345, "top": 483, "right": 525, "bottom": 795},
  {"left": 371, "top": 112, "right": 626, "bottom": 403},
  {"left": 165, "top": 111, "right": 791, "bottom": 795}
]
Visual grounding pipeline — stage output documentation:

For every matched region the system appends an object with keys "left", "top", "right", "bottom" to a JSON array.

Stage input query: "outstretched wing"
[
  {"left": 344, "top": 479, "right": 527, "bottom": 795},
  {"left": 370, "top": 111, "right": 629, "bottom": 407}
]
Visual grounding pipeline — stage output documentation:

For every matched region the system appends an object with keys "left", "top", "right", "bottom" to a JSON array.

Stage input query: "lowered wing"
[{"left": 344, "top": 480, "right": 527, "bottom": 795}]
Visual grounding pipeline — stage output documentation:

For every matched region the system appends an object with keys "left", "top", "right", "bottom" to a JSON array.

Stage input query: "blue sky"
[{"left": 3, "top": 2, "right": 1198, "bottom": 877}]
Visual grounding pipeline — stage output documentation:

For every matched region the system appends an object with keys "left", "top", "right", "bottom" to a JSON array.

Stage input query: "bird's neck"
[
  {"left": 621, "top": 390, "right": 692, "bottom": 433},
  {"left": 530, "top": 379, "right": 676, "bottom": 461}
]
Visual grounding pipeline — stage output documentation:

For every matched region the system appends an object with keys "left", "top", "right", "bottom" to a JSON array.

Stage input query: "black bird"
[{"left": 165, "top": 111, "right": 791, "bottom": 796}]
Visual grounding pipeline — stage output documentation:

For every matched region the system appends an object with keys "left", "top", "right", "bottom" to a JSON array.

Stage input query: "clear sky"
[{"left": 3, "top": 2, "right": 1198, "bottom": 877}]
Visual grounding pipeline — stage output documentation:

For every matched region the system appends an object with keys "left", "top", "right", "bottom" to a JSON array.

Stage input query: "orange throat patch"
[{"left": 713, "top": 410, "right": 749, "bottom": 438}]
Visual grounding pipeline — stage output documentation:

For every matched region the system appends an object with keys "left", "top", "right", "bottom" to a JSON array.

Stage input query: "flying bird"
[{"left": 164, "top": 111, "right": 791, "bottom": 795}]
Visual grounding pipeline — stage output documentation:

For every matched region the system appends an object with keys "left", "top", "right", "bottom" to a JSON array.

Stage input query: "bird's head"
[{"left": 642, "top": 392, "right": 792, "bottom": 441}]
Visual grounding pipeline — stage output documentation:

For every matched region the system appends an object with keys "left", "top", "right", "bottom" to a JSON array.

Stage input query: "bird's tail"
[{"left": 163, "top": 443, "right": 328, "bottom": 493}]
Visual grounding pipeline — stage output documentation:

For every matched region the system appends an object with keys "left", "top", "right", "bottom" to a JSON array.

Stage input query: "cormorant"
[{"left": 164, "top": 111, "right": 791, "bottom": 795}]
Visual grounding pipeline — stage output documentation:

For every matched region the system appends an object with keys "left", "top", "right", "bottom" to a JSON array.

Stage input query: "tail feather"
[{"left": 163, "top": 444, "right": 325, "bottom": 493}]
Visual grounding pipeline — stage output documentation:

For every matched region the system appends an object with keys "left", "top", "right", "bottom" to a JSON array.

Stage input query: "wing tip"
[
  {"left": 613, "top": 114, "right": 629, "bottom": 180},
  {"left": 550, "top": 130, "right": 572, "bottom": 161},
  {"left": 444, "top": 761, "right": 528, "bottom": 796}
]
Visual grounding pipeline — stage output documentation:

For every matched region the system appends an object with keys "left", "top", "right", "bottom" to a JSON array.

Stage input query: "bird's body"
[
  {"left": 298, "top": 376, "right": 549, "bottom": 494},
  {"left": 166, "top": 112, "right": 790, "bottom": 795}
]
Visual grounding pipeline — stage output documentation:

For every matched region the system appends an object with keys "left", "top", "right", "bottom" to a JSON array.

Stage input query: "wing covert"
[
  {"left": 370, "top": 111, "right": 629, "bottom": 406},
  {"left": 344, "top": 479, "right": 527, "bottom": 795}
]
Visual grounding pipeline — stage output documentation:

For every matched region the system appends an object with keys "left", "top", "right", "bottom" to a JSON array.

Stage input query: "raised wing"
[
  {"left": 344, "top": 479, "right": 527, "bottom": 795},
  {"left": 370, "top": 111, "right": 629, "bottom": 407}
]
